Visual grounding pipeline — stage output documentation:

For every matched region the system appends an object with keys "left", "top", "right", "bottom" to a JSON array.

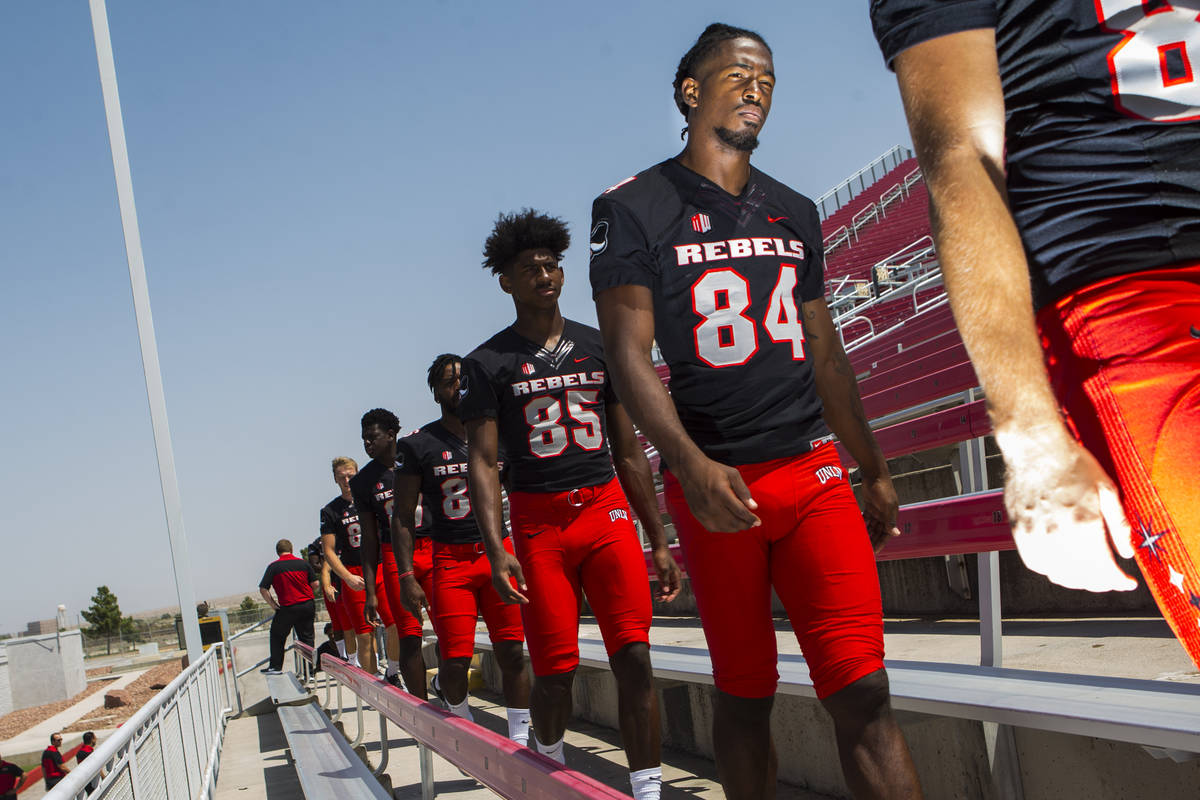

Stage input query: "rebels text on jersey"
[
  {"left": 459, "top": 320, "right": 619, "bottom": 493},
  {"left": 590, "top": 159, "right": 830, "bottom": 466},
  {"left": 348, "top": 459, "right": 393, "bottom": 545},
  {"left": 397, "top": 420, "right": 508, "bottom": 544},
  {"left": 320, "top": 496, "right": 363, "bottom": 569},
  {"left": 871, "top": 0, "right": 1200, "bottom": 308}
]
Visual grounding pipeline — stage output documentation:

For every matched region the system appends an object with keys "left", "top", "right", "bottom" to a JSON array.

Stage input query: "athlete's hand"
[
  {"left": 345, "top": 573, "right": 366, "bottom": 592},
  {"left": 322, "top": 583, "right": 338, "bottom": 605},
  {"left": 490, "top": 551, "right": 529, "bottom": 605},
  {"left": 996, "top": 424, "right": 1137, "bottom": 592},
  {"left": 861, "top": 473, "right": 901, "bottom": 554},
  {"left": 651, "top": 546, "right": 682, "bottom": 602},
  {"left": 675, "top": 454, "right": 760, "bottom": 532},
  {"left": 400, "top": 575, "right": 429, "bottom": 623},
  {"left": 363, "top": 591, "right": 383, "bottom": 627}
]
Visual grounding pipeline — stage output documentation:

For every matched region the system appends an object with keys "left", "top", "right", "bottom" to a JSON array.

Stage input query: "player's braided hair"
[
  {"left": 482, "top": 209, "right": 571, "bottom": 275},
  {"left": 360, "top": 407, "right": 399, "bottom": 434},
  {"left": 427, "top": 353, "right": 461, "bottom": 391},
  {"left": 673, "top": 23, "right": 771, "bottom": 135}
]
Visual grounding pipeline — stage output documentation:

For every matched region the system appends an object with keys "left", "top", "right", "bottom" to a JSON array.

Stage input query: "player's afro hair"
[
  {"left": 482, "top": 209, "right": 571, "bottom": 275},
  {"left": 427, "top": 353, "right": 461, "bottom": 391},
  {"left": 360, "top": 407, "right": 399, "bottom": 434},
  {"left": 673, "top": 23, "right": 772, "bottom": 120}
]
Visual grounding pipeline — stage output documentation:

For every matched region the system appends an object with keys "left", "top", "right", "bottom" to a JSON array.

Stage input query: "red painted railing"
[{"left": 294, "top": 643, "right": 632, "bottom": 800}]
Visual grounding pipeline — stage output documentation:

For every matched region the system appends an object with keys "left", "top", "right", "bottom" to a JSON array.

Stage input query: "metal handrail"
[
  {"left": 814, "top": 144, "right": 913, "bottom": 220},
  {"left": 45, "top": 643, "right": 231, "bottom": 799},
  {"left": 230, "top": 615, "right": 272, "bottom": 640},
  {"left": 294, "top": 643, "right": 632, "bottom": 800}
]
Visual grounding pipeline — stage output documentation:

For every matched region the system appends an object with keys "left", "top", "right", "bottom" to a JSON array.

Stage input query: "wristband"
[{"left": 397, "top": 570, "right": 414, "bottom": 581}]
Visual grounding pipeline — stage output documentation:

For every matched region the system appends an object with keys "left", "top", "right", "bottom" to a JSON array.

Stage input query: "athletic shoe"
[
  {"left": 384, "top": 672, "right": 403, "bottom": 689},
  {"left": 261, "top": 668, "right": 282, "bottom": 675}
]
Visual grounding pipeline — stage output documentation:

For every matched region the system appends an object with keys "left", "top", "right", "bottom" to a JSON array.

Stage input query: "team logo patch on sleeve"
[
  {"left": 691, "top": 212, "right": 711, "bottom": 234},
  {"left": 442, "top": 450, "right": 452, "bottom": 461},
  {"left": 521, "top": 362, "right": 536, "bottom": 376},
  {"left": 590, "top": 220, "right": 609, "bottom": 258}
]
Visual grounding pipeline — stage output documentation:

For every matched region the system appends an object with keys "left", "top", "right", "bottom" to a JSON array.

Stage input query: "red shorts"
[
  {"left": 432, "top": 538, "right": 524, "bottom": 661},
  {"left": 1038, "top": 264, "right": 1200, "bottom": 666},
  {"left": 341, "top": 564, "right": 395, "bottom": 635},
  {"left": 508, "top": 476, "right": 652, "bottom": 676},
  {"left": 380, "top": 539, "right": 436, "bottom": 639},
  {"left": 664, "top": 444, "right": 884, "bottom": 699}
]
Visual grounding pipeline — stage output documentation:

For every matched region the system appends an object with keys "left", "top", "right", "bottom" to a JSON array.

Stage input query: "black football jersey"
[
  {"left": 589, "top": 159, "right": 831, "bottom": 466},
  {"left": 348, "top": 458, "right": 392, "bottom": 545},
  {"left": 871, "top": 0, "right": 1200, "bottom": 308},
  {"left": 459, "top": 320, "right": 619, "bottom": 493},
  {"left": 397, "top": 419, "right": 510, "bottom": 544},
  {"left": 320, "top": 495, "right": 363, "bottom": 569}
]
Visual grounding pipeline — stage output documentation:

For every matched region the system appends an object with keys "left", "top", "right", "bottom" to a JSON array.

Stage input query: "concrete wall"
[
  {"left": 477, "top": 651, "right": 1200, "bottom": 800},
  {"left": 0, "top": 645, "right": 11, "bottom": 717},
  {"left": 6, "top": 630, "right": 86, "bottom": 711}
]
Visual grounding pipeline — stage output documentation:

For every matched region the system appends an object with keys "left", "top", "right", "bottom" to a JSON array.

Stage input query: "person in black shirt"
[
  {"left": 321, "top": 456, "right": 369, "bottom": 669},
  {"left": 315, "top": 623, "right": 344, "bottom": 671},
  {"left": 461, "top": 210, "right": 680, "bottom": 799},
  {"left": 0, "top": 751, "right": 25, "bottom": 799},
  {"left": 354, "top": 408, "right": 428, "bottom": 695},
  {"left": 590, "top": 24, "right": 921, "bottom": 800},
  {"left": 391, "top": 353, "right": 530, "bottom": 744},
  {"left": 42, "top": 733, "right": 68, "bottom": 789},
  {"left": 258, "top": 539, "right": 320, "bottom": 674},
  {"left": 871, "top": 0, "right": 1200, "bottom": 668}
]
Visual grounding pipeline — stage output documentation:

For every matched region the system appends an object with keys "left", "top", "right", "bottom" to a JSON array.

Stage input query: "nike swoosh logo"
[
  {"left": 526, "top": 530, "right": 542, "bottom": 538},
  {"left": 573, "top": 356, "right": 589, "bottom": 363},
  {"left": 1191, "top": 325, "right": 1200, "bottom": 339},
  {"left": 767, "top": 215, "right": 788, "bottom": 223}
]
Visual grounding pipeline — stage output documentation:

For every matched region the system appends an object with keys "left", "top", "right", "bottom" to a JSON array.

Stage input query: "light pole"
[{"left": 88, "top": 0, "right": 202, "bottom": 662}]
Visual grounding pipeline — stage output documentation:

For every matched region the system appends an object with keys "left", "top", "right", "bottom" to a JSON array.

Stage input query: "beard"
[{"left": 715, "top": 125, "right": 760, "bottom": 152}]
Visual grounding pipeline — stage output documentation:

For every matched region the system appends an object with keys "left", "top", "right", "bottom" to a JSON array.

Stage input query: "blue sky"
[{"left": 0, "top": 1, "right": 911, "bottom": 633}]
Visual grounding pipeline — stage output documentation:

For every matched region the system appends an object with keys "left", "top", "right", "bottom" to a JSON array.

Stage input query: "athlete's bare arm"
[
  {"left": 322, "top": 533, "right": 364, "bottom": 592},
  {"left": 359, "top": 512, "right": 384, "bottom": 624},
  {"left": 319, "top": 559, "right": 336, "bottom": 605},
  {"left": 389, "top": 472, "right": 429, "bottom": 619},
  {"left": 606, "top": 400, "right": 682, "bottom": 602},
  {"left": 802, "top": 297, "right": 900, "bottom": 552},
  {"left": 596, "top": 283, "right": 760, "bottom": 533},
  {"left": 466, "top": 416, "right": 528, "bottom": 604},
  {"left": 893, "top": 29, "right": 1135, "bottom": 590}
]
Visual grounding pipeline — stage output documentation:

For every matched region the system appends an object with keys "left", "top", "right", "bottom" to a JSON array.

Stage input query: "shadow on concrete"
[{"left": 253, "top": 712, "right": 304, "bottom": 800}]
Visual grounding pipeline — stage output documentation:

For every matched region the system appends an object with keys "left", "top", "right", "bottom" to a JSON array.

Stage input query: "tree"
[
  {"left": 239, "top": 596, "right": 258, "bottom": 612},
  {"left": 81, "top": 586, "right": 123, "bottom": 654}
]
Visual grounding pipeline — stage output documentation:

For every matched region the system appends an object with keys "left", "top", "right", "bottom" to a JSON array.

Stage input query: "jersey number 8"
[
  {"left": 1097, "top": 0, "right": 1200, "bottom": 121},
  {"left": 692, "top": 264, "right": 807, "bottom": 368},
  {"left": 524, "top": 389, "right": 603, "bottom": 458},
  {"left": 440, "top": 477, "right": 471, "bottom": 519}
]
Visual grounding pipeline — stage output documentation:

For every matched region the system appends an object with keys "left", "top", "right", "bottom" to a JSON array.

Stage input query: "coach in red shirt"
[{"left": 259, "top": 539, "right": 319, "bottom": 674}]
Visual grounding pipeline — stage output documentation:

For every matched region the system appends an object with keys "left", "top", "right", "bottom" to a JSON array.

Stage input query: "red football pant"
[
  {"left": 341, "top": 564, "right": 395, "bottom": 635},
  {"left": 432, "top": 538, "right": 524, "bottom": 661},
  {"left": 508, "top": 476, "right": 652, "bottom": 676},
  {"left": 665, "top": 444, "right": 885, "bottom": 699},
  {"left": 1038, "top": 264, "right": 1200, "bottom": 666},
  {"left": 327, "top": 586, "right": 351, "bottom": 632},
  {"left": 380, "top": 540, "right": 434, "bottom": 639}
]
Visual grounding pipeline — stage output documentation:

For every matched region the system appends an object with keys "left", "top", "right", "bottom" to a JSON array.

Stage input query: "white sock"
[
  {"left": 350, "top": 653, "right": 360, "bottom": 668},
  {"left": 506, "top": 708, "right": 531, "bottom": 746},
  {"left": 535, "top": 735, "right": 565, "bottom": 765},
  {"left": 448, "top": 696, "right": 474, "bottom": 722},
  {"left": 335, "top": 640, "right": 347, "bottom": 658},
  {"left": 630, "top": 767, "right": 662, "bottom": 800},
  {"left": 386, "top": 658, "right": 400, "bottom": 677}
]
